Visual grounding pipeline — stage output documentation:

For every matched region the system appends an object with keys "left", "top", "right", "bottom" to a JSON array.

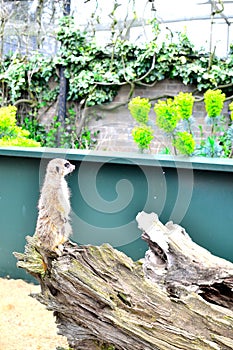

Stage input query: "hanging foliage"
[{"left": 1, "top": 16, "right": 233, "bottom": 110}]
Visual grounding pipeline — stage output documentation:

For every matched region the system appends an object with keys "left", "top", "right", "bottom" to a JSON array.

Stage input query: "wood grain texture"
[{"left": 14, "top": 212, "right": 233, "bottom": 350}]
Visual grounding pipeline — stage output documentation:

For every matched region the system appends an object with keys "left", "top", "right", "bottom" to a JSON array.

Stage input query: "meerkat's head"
[{"left": 46, "top": 158, "right": 75, "bottom": 178}]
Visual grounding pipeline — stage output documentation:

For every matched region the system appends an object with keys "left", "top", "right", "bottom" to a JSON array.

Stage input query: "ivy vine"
[{"left": 1, "top": 15, "right": 233, "bottom": 146}]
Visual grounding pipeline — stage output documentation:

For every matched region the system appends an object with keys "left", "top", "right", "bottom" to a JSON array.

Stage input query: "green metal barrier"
[{"left": 0, "top": 147, "right": 233, "bottom": 281}]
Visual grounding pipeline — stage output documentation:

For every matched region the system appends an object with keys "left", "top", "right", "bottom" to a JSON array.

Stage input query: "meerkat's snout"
[
  {"left": 63, "top": 160, "right": 75, "bottom": 176},
  {"left": 50, "top": 158, "right": 75, "bottom": 176}
]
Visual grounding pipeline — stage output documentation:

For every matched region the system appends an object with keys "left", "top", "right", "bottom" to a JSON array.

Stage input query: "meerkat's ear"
[{"left": 56, "top": 166, "right": 60, "bottom": 173}]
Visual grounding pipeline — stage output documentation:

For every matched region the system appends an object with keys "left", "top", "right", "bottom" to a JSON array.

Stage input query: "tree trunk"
[
  {"left": 56, "top": 0, "right": 71, "bottom": 146},
  {"left": 14, "top": 212, "right": 233, "bottom": 350},
  {"left": 57, "top": 65, "right": 67, "bottom": 145}
]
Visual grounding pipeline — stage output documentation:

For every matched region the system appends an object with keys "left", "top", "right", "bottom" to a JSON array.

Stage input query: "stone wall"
[{"left": 86, "top": 79, "right": 230, "bottom": 154}]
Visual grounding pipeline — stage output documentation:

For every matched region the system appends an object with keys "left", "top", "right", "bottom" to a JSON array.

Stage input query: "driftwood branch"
[{"left": 14, "top": 212, "right": 233, "bottom": 350}]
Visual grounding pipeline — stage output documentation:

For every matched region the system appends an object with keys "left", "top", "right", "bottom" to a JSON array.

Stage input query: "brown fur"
[{"left": 34, "top": 158, "right": 75, "bottom": 254}]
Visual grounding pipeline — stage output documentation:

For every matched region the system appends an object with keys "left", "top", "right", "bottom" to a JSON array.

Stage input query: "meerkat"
[{"left": 34, "top": 158, "right": 75, "bottom": 255}]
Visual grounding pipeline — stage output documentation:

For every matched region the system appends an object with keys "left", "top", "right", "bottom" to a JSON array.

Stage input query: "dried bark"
[{"left": 14, "top": 212, "right": 233, "bottom": 350}]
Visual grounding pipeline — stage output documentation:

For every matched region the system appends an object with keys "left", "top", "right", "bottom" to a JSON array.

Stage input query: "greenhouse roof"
[
  {"left": 153, "top": 0, "right": 233, "bottom": 23},
  {"left": 3, "top": 0, "right": 233, "bottom": 58},
  {"left": 72, "top": 0, "right": 233, "bottom": 57}
]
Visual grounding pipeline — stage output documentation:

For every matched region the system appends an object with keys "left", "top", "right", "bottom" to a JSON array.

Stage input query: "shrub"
[
  {"left": 132, "top": 125, "right": 154, "bottom": 151},
  {"left": 0, "top": 105, "right": 17, "bottom": 133},
  {"left": 173, "top": 131, "right": 195, "bottom": 155},
  {"left": 174, "top": 92, "right": 194, "bottom": 120},
  {"left": 229, "top": 101, "right": 233, "bottom": 121},
  {"left": 0, "top": 106, "right": 41, "bottom": 147},
  {"left": 128, "top": 96, "right": 151, "bottom": 125},
  {"left": 196, "top": 136, "right": 223, "bottom": 157},
  {"left": 0, "top": 137, "right": 40, "bottom": 147},
  {"left": 204, "top": 89, "right": 225, "bottom": 118},
  {"left": 154, "top": 99, "right": 179, "bottom": 133}
]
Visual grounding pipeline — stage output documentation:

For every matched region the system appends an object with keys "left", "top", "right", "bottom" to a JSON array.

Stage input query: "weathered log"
[
  {"left": 139, "top": 212, "right": 233, "bottom": 309},
  {"left": 14, "top": 212, "right": 233, "bottom": 350}
]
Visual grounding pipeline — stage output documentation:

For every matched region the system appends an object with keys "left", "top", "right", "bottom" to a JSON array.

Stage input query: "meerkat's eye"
[{"left": 64, "top": 162, "right": 70, "bottom": 168}]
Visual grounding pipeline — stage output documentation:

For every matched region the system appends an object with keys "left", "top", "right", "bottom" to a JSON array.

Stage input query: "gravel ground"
[{"left": 0, "top": 278, "right": 69, "bottom": 350}]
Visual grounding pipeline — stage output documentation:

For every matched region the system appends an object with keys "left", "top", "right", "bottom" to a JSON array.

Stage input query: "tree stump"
[{"left": 14, "top": 212, "right": 233, "bottom": 350}]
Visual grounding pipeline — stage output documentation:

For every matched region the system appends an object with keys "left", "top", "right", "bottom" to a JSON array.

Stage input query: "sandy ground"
[{"left": 0, "top": 278, "right": 69, "bottom": 350}]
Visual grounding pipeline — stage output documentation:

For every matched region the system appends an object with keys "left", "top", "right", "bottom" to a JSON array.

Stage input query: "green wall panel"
[{"left": 0, "top": 148, "right": 232, "bottom": 281}]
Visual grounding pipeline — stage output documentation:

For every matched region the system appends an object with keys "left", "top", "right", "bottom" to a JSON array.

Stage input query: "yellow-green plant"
[
  {"left": 173, "top": 131, "right": 195, "bottom": 156},
  {"left": 0, "top": 106, "right": 41, "bottom": 147},
  {"left": 0, "top": 105, "right": 18, "bottom": 133},
  {"left": 154, "top": 99, "right": 179, "bottom": 133},
  {"left": 229, "top": 101, "right": 233, "bottom": 121},
  {"left": 204, "top": 89, "right": 226, "bottom": 118},
  {"left": 128, "top": 96, "right": 151, "bottom": 125},
  {"left": 174, "top": 92, "right": 194, "bottom": 120},
  {"left": 132, "top": 125, "right": 154, "bottom": 151},
  {"left": 0, "top": 137, "right": 41, "bottom": 147},
  {"left": 129, "top": 96, "right": 154, "bottom": 151}
]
